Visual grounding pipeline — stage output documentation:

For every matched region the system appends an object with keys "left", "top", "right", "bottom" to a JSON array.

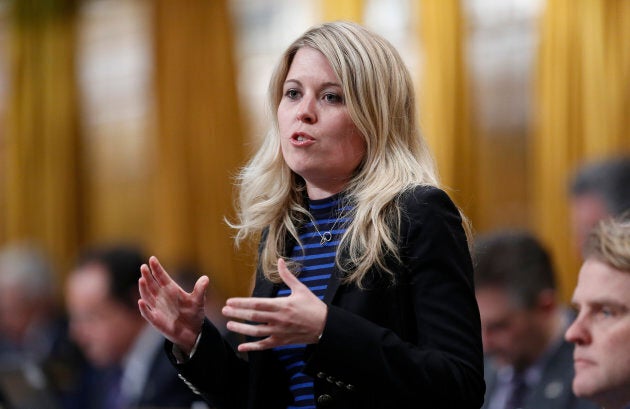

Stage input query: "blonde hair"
[
  {"left": 584, "top": 213, "right": 630, "bottom": 272},
  {"left": 232, "top": 21, "right": 452, "bottom": 287}
]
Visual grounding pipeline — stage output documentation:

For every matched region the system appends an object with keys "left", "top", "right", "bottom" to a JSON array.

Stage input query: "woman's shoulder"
[
  {"left": 396, "top": 184, "right": 457, "bottom": 210},
  {"left": 395, "top": 184, "right": 464, "bottom": 232}
]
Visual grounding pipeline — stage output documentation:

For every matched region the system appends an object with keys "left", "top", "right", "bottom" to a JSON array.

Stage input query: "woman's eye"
[
  {"left": 285, "top": 89, "right": 300, "bottom": 99},
  {"left": 323, "top": 93, "right": 343, "bottom": 104}
]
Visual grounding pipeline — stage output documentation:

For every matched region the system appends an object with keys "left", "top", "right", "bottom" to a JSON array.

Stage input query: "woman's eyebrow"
[{"left": 283, "top": 79, "right": 341, "bottom": 89}]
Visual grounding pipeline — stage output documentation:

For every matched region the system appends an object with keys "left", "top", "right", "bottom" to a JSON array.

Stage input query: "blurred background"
[{"left": 0, "top": 0, "right": 628, "bottom": 303}]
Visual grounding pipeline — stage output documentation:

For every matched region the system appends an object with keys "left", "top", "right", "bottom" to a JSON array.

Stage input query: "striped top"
[{"left": 272, "top": 194, "right": 353, "bottom": 409}]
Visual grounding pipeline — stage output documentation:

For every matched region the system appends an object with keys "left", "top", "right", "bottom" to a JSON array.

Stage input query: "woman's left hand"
[{"left": 222, "top": 258, "right": 328, "bottom": 352}]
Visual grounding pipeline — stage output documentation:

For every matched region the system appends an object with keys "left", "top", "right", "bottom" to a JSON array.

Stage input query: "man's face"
[
  {"left": 565, "top": 258, "right": 630, "bottom": 409},
  {"left": 570, "top": 194, "right": 609, "bottom": 254},
  {"left": 0, "top": 282, "right": 37, "bottom": 344},
  {"left": 476, "top": 286, "right": 544, "bottom": 371},
  {"left": 65, "top": 264, "right": 139, "bottom": 367}
]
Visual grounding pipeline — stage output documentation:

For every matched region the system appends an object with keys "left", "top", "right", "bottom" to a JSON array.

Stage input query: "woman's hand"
[
  {"left": 138, "top": 256, "right": 209, "bottom": 355},
  {"left": 222, "top": 258, "right": 328, "bottom": 352}
]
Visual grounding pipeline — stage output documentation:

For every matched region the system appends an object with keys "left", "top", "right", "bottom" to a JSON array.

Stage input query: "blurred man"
[
  {"left": 565, "top": 215, "right": 630, "bottom": 409},
  {"left": 65, "top": 244, "right": 204, "bottom": 409},
  {"left": 474, "top": 231, "right": 597, "bottom": 409},
  {"left": 0, "top": 242, "right": 87, "bottom": 408},
  {"left": 568, "top": 156, "right": 630, "bottom": 253},
  {"left": 0, "top": 243, "right": 62, "bottom": 359}
]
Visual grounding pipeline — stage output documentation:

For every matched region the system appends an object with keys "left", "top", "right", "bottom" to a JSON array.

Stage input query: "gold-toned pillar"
[
  {"left": 2, "top": 0, "right": 81, "bottom": 276},
  {"left": 417, "top": 0, "right": 477, "bottom": 219},
  {"left": 532, "top": 0, "right": 630, "bottom": 301},
  {"left": 151, "top": 0, "right": 249, "bottom": 297},
  {"left": 323, "top": 0, "right": 364, "bottom": 22}
]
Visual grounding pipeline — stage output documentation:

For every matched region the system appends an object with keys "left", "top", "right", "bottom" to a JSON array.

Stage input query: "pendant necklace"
[{"left": 310, "top": 209, "right": 345, "bottom": 246}]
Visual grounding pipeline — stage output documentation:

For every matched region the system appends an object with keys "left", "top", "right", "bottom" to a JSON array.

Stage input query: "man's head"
[
  {"left": 65, "top": 244, "right": 145, "bottom": 367},
  {"left": 0, "top": 243, "right": 57, "bottom": 347},
  {"left": 565, "top": 215, "right": 630, "bottom": 409},
  {"left": 473, "top": 230, "right": 559, "bottom": 371},
  {"left": 569, "top": 156, "right": 630, "bottom": 253}
]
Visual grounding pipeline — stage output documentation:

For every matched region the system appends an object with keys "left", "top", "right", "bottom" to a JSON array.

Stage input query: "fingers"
[
  {"left": 139, "top": 260, "right": 172, "bottom": 306},
  {"left": 138, "top": 298, "right": 162, "bottom": 328},
  {"left": 138, "top": 299, "right": 153, "bottom": 320},
  {"left": 226, "top": 321, "right": 272, "bottom": 338},
  {"left": 223, "top": 290, "right": 280, "bottom": 324},
  {"left": 223, "top": 304, "right": 277, "bottom": 324},
  {"left": 225, "top": 322, "right": 289, "bottom": 352},
  {"left": 140, "top": 263, "right": 152, "bottom": 280},
  {"left": 138, "top": 299, "right": 172, "bottom": 341},
  {"left": 140, "top": 264, "right": 158, "bottom": 295},
  {"left": 148, "top": 256, "right": 174, "bottom": 286},
  {"left": 219, "top": 258, "right": 328, "bottom": 353},
  {"left": 225, "top": 297, "right": 279, "bottom": 312},
  {"left": 138, "top": 275, "right": 157, "bottom": 307},
  {"left": 192, "top": 275, "right": 210, "bottom": 300},
  {"left": 237, "top": 337, "right": 280, "bottom": 352}
]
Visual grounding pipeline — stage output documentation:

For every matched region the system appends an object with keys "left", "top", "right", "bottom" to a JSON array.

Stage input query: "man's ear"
[{"left": 535, "top": 288, "right": 557, "bottom": 314}]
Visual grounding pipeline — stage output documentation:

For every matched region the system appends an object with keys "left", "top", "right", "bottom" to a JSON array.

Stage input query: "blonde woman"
[{"left": 139, "top": 21, "right": 484, "bottom": 409}]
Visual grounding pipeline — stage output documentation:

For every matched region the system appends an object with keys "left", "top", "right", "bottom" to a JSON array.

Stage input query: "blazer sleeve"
[
  {"left": 303, "top": 186, "right": 485, "bottom": 409},
  {"left": 164, "top": 319, "right": 250, "bottom": 409}
]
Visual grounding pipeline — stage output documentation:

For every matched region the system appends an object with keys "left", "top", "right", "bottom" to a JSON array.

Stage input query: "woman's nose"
[{"left": 297, "top": 97, "right": 317, "bottom": 123}]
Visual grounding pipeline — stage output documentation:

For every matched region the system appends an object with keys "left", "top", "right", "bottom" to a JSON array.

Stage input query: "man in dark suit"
[
  {"left": 473, "top": 231, "right": 598, "bottom": 409},
  {"left": 65, "top": 244, "right": 205, "bottom": 409}
]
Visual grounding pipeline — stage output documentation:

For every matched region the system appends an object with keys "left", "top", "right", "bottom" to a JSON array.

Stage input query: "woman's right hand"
[{"left": 138, "top": 256, "right": 209, "bottom": 355}]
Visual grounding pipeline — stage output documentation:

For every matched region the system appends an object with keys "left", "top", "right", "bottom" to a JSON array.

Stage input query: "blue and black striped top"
[{"left": 272, "top": 194, "right": 353, "bottom": 409}]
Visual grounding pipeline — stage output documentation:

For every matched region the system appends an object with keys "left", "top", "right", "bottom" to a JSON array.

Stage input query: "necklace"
[{"left": 309, "top": 209, "right": 346, "bottom": 246}]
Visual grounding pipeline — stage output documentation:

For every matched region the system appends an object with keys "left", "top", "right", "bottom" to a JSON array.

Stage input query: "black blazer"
[{"left": 168, "top": 186, "right": 485, "bottom": 409}]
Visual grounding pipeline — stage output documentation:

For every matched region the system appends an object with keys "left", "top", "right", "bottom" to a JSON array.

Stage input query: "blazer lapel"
[
  {"left": 322, "top": 265, "right": 343, "bottom": 305},
  {"left": 251, "top": 275, "right": 276, "bottom": 298}
]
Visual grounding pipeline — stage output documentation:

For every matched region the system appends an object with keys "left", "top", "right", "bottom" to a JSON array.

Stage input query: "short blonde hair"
[{"left": 584, "top": 213, "right": 630, "bottom": 272}]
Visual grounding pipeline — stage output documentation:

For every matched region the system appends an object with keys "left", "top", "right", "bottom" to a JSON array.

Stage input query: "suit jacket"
[
  {"left": 482, "top": 338, "right": 598, "bottom": 409},
  {"left": 168, "top": 186, "right": 486, "bottom": 409},
  {"left": 0, "top": 315, "right": 89, "bottom": 409},
  {"left": 135, "top": 344, "right": 203, "bottom": 408},
  {"left": 76, "top": 335, "right": 202, "bottom": 409}
]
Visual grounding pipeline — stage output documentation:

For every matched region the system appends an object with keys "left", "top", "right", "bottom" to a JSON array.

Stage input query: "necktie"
[
  {"left": 505, "top": 373, "right": 528, "bottom": 409},
  {"left": 103, "top": 365, "right": 125, "bottom": 409}
]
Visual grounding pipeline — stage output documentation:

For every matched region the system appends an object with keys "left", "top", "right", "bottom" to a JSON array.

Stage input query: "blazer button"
[{"left": 317, "top": 394, "right": 333, "bottom": 406}]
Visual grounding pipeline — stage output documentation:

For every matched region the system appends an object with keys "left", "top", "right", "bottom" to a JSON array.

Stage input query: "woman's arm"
[{"left": 138, "top": 257, "right": 250, "bottom": 408}]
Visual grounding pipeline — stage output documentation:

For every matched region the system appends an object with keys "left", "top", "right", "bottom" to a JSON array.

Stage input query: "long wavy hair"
[{"left": 232, "top": 21, "right": 457, "bottom": 287}]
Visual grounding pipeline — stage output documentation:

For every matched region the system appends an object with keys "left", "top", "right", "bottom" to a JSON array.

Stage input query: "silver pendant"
[{"left": 320, "top": 231, "right": 333, "bottom": 245}]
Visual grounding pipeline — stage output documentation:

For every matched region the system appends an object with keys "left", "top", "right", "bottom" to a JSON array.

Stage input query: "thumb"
[
  {"left": 277, "top": 258, "right": 303, "bottom": 292},
  {"left": 191, "top": 275, "right": 210, "bottom": 301}
]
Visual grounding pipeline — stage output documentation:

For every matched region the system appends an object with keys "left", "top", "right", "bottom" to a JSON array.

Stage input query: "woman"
[{"left": 138, "top": 21, "right": 485, "bottom": 409}]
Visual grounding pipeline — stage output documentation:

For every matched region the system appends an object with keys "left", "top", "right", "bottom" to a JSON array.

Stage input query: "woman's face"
[{"left": 277, "top": 46, "right": 366, "bottom": 199}]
